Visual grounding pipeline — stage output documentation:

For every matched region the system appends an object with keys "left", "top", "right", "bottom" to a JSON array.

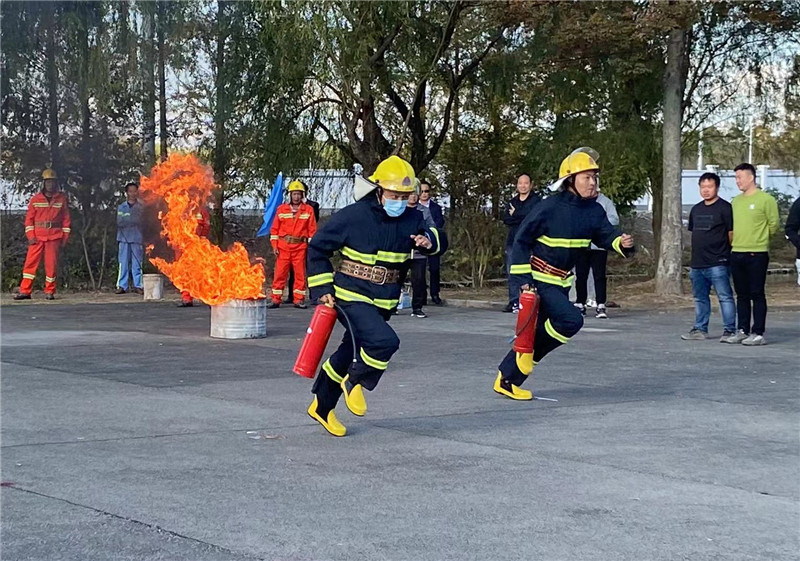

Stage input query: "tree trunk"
[
  {"left": 655, "top": 27, "right": 685, "bottom": 296},
  {"left": 142, "top": 4, "right": 156, "bottom": 169},
  {"left": 44, "top": 3, "right": 61, "bottom": 176},
  {"left": 212, "top": 0, "right": 229, "bottom": 245},
  {"left": 157, "top": 0, "right": 168, "bottom": 162}
]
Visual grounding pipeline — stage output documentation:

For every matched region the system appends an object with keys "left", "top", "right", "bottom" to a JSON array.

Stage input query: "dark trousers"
[
  {"left": 312, "top": 302, "right": 400, "bottom": 412},
  {"left": 498, "top": 281, "right": 584, "bottom": 386},
  {"left": 575, "top": 249, "right": 608, "bottom": 305},
  {"left": 428, "top": 255, "right": 441, "bottom": 298},
  {"left": 730, "top": 251, "right": 769, "bottom": 335},
  {"left": 410, "top": 258, "right": 427, "bottom": 310}
]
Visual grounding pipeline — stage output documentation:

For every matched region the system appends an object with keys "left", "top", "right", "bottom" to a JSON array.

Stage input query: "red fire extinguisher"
[
  {"left": 293, "top": 304, "right": 338, "bottom": 378},
  {"left": 513, "top": 290, "right": 540, "bottom": 354}
]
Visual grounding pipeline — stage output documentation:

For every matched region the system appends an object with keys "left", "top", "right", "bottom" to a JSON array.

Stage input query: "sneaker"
[
  {"left": 44, "top": 293, "right": 55, "bottom": 300},
  {"left": 742, "top": 333, "right": 767, "bottom": 346},
  {"left": 502, "top": 302, "right": 515, "bottom": 313},
  {"left": 681, "top": 328, "right": 707, "bottom": 341},
  {"left": 13, "top": 293, "right": 31, "bottom": 301},
  {"left": 114, "top": 287, "right": 127, "bottom": 294},
  {"left": 411, "top": 309, "right": 427, "bottom": 318},
  {"left": 586, "top": 298, "right": 597, "bottom": 308},
  {"left": 266, "top": 301, "right": 280, "bottom": 309},
  {"left": 133, "top": 287, "right": 144, "bottom": 295},
  {"left": 574, "top": 302, "right": 586, "bottom": 316},
  {"left": 512, "top": 303, "right": 519, "bottom": 314},
  {"left": 719, "top": 330, "right": 734, "bottom": 343},
  {"left": 293, "top": 301, "right": 308, "bottom": 309},
  {"left": 595, "top": 305, "right": 608, "bottom": 319},
  {"left": 177, "top": 300, "right": 193, "bottom": 308},
  {"left": 431, "top": 296, "right": 444, "bottom": 306},
  {"left": 723, "top": 329, "right": 748, "bottom": 344}
]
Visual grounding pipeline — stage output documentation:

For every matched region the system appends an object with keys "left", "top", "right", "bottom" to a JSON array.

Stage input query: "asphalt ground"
[{"left": 1, "top": 300, "right": 798, "bottom": 561}]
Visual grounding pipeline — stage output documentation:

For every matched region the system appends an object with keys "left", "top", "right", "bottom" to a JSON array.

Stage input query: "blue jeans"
[
  {"left": 505, "top": 245, "right": 523, "bottom": 305},
  {"left": 689, "top": 265, "right": 736, "bottom": 333},
  {"left": 117, "top": 242, "right": 143, "bottom": 290}
]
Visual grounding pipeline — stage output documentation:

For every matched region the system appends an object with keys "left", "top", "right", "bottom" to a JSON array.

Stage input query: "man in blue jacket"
[
  {"left": 116, "top": 182, "right": 144, "bottom": 294},
  {"left": 305, "top": 156, "right": 442, "bottom": 437},
  {"left": 496, "top": 149, "right": 635, "bottom": 400}
]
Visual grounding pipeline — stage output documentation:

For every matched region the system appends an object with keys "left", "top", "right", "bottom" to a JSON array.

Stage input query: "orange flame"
[{"left": 140, "top": 153, "right": 265, "bottom": 305}]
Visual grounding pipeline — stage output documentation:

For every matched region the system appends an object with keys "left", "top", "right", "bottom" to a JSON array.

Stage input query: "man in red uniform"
[
  {"left": 14, "top": 169, "right": 71, "bottom": 301},
  {"left": 269, "top": 180, "right": 317, "bottom": 308},
  {"left": 177, "top": 205, "right": 211, "bottom": 307}
]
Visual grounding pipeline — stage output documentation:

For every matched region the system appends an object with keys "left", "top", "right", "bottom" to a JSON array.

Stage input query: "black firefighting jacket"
[
  {"left": 307, "top": 194, "right": 442, "bottom": 310},
  {"left": 510, "top": 189, "right": 634, "bottom": 287}
]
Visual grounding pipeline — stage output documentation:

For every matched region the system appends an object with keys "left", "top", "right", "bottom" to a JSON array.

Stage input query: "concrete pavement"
[{"left": 1, "top": 301, "right": 798, "bottom": 560}]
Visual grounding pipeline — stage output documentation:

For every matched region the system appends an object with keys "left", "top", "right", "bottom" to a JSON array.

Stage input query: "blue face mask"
[{"left": 383, "top": 198, "right": 407, "bottom": 217}]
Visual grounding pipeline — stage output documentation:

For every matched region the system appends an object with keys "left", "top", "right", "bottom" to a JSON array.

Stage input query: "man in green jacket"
[{"left": 723, "top": 163, "right": 779, "bottom": 346}]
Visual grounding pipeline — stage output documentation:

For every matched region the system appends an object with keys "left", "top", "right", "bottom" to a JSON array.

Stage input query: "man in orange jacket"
[
  {"left": 14, "top": 169, "right": 71, "bottom": 301},
  {"left": 269, "top": 180, "right": 317, "bottom": 308},
  {"left": 177, "top": 205, "right": 211, "bottom": 307}
]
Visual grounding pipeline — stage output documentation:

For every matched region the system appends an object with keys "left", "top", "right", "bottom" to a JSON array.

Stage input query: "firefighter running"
[
  {"left": 495, "top": 148, "right": 635, "bottom": 400},
  {"left": 177, "top": 205, "right": 211, "bottom": 307},
  {"left": 305, "top": 156, "right": 442, "bottom": 436},
  {"left": 268, "top": 180, "right": 317, "bottom": 309},
  {"left": 14, "top": 169, "right": 71, "bottom": 301}
]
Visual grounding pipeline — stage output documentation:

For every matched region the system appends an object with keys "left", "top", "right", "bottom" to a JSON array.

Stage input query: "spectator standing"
[
  {"left": 407, "top": 191, "right": 436, "bottom": 318},
  {"left": 502, "top": 173, "right": 541, "bottom": 312},
  {"left": 681, "top": 172, "right": 736, "bottom": 341},
  {"left": 723, "top": 163, "right": 779, "bottom": 346},
  {"left": 785, "top": 197, "right": 800, "bottom": 286},
  {"left": 418, "top": 180, "right": 445, "bottom": 305},
  {"left": 574, "top": 190, "right": 619, "bottom": 319},
  {"left": 115, "top": 182, "right": 144, "bottom": 295}
]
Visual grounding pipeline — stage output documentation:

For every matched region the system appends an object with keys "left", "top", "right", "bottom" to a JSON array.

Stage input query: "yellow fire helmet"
[
  {"left": 550, "top": 147, "right": 600, "bottom": 191},
  {"left": 354, "top": 155, "right": 417, "bottom": 201},
  {"left": 287, "top": 180, "right": 306, "bottom": 193},
  {"left": 42, "top": 168, "right": 58, "bottom": 180}
]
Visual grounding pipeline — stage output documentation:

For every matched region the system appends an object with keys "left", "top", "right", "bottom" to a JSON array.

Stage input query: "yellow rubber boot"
[
  {"left": 493, "top": 372, "right": 532, "bottom": 401},
  {"left": 307, "top": 397, "right": 346, "bottom": 437},
  {"left": 340, "top": 374, "right": 367, "bottom": 416}
]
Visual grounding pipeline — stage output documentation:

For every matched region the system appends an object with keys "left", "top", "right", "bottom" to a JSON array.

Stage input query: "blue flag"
[{"left": 256, "top": 172, "right": 284, "bottom": 237}]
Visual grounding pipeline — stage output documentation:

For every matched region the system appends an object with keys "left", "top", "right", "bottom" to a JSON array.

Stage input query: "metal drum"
[{"left": 210, "top": 298, "right": 267, "bottom": 339}]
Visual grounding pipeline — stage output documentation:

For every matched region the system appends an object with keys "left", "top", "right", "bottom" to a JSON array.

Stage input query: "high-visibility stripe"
[
  {"left": 308, "top": 272, "right": 334, "bottom": 287},
  {"left": 531, "top": 270, "right": 573, "bottom": 287},
  {"left": 33, "top": 203, "right": 51, "bottom": 207},
  {"left": 270, "top": 235, "right": 278, "bottom": 240},
  {"left": 510, "top": 264, "right": 532, "bottom": 275},
  {"left": 333, "top": 285, "right": 397, "bottom": 310},
  {"left": 299, "top": 213, "right": 310, "bottom": 219},
  {"left": 611, "top": 235, "right": 625, "bottom": 256},
  {"left": 62, "top": 228, "right": 70, "bottom": 233},
  {"left": 293, "top": 289, "right": 305, "bottom": 294},
  {"left": 544, "top": 318, "right": 570, "bottom": 343},
  {"left": 322, "top": 359, "right": 343, "bottom": 383},
  {"left": 277, "top": 213, "right": 294, "bottom": 219},
  {"left": 25, "top": 226, "right": 35, "bottom": 232},
  {"left": 23, "top": 273, "right": 36, "bottom": 280},
  {"left": 334, "top": 285, "right": 373, "bottom": 304},
  {"left": 271, "top": 289, "right": 283, "bottom": 295},
  {"left": 376, "top": 250, "right": 410, "bottom": 263},
  {"left": 341, "top": 246, "right": 376, "bottom": 265},
  {"left": 45, "top": 276, "right": 56, "bottom": 283},
  {"left": 537, "top": 236, "right": 591, "bottom": 248},
  {"left": 52, "top": 203, "right": 62, "bottom": 208},
  {"left": 429, "top": 227, "right": 441, "bottom": 254},
  {"left": 360, "top": 348, "right": 389, "bottom": 370},
  {"left": 373, "top": 298, "right": 399, "bottom": 310}
]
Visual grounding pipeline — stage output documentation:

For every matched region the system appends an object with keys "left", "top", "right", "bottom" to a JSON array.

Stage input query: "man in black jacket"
[
  {"left": 502, "top": 173, "right": 541, "bottom": 312},
  {"left": 418, "top": 180, "right": 445, "bottom": 305},
  {"left": 786, "top": 197, "right": 800, "bottom": 286}
]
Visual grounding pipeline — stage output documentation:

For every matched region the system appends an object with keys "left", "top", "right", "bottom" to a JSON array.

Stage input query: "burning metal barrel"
[{"left": 210, "top": 298, "right": 267, "bottom": 339}]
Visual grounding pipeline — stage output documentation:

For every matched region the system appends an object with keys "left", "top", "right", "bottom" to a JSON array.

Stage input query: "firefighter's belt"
[
  {"left": 281, "top": 235, "right": 307, "bottom": 244},
  {"left": 35, "top": 221, "right": 59, "bottom": 229},
  {"left": 530, "top": 256, "right": 572, "bottom": 280},
  {"left": 339, "top": 259, "right": 400, "bottom": 285}
]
